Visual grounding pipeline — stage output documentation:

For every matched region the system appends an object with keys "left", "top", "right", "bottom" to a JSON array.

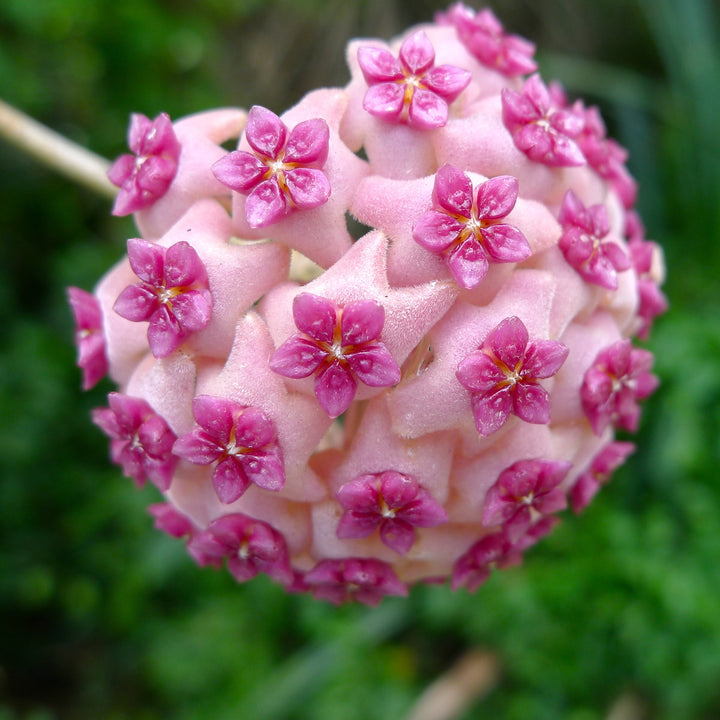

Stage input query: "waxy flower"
[
  {"left": 581, "top": 339, "right": 658, "bottom": 435},
  {"left": 336, "top": 470, "right": 448, "bottom": 554},
  {"left": 212, "top": 105, "right": 330, "bottom": 228},
  {"left": 92, "top": 392, "right": 177, "bottom": 490},
  {"left": 269, "top": 293, "right": 401, "bottom": 418},
  {"left": 303, "top": 558, "right": 407, "bottom": 606},
  {"left": 173, "top": 395, "right": 285, "bottom": 504},
  {"left": 570, "top": 441, "right": 635, "bottom": 513},
  {"left": 628, "top": 236, "right": 669, "bottom": 339},
  {"left": 481, "top": 458, "right": 571, "bottom": 541},
  {"left": 187, "top": 513, "right": 293, "bottom": 585},
  {"left": 502, "top": 74, "right": 586, "bottom": 167},
  {"left": 113, "top": 239, "right": 212, "bottom": 358},
  {"left": 456, "top": 316, "right": 569, "bottom": 436},
  {"left": 413, "top": 165, "right": 531, "bottom": 289},
  {"left": 107, "top": 112, "right": 181, "bottom": 216},
  {"left": 357, "top": 30, "right": 471, "bottom": 129},
  {"left": 443, "top": 3, "right": 537, "bottom": 76},
  {"left": 558, "top": 190, "right": 631, "bottom": 290},
  {"left": 451, "top": 531, "right": 522, "bottom": 592},
  {"left": 67, "top": 286, "right": 108, "bottom": 390}
]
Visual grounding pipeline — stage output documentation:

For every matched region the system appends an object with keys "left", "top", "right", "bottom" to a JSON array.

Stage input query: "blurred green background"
[{"left": 1, "top": 0, "right": 719, "bottom": 718}]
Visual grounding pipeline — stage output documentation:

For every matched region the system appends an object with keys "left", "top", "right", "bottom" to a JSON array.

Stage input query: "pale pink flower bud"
[{"left": 71, "top": 5, "right": 666, "bottom": 603}]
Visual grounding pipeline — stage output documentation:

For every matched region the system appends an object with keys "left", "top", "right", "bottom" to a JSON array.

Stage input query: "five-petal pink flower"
[
  {"left": 107, "top": 112, "right": 181, "bottom": 216},
  {"left": 303, "top": 557, "right": 407, "bottom": 606},
  {"left": 444, "top": 3, "right": 537, "bottom": 76},
  {"left": 456, "top": 316, "right": 569, "bottom": 436},
  {"left": 502, "top": 74, "right": 586, "bottom": 167},
  {"left": 581, "top": 339, "right": 658, "bottom": 435},
  {"left": 558, "top": 190, "right": 631, "bottom": 290},
  {"left": 357, "top": 30, "right": 471, "bottom": 130},
  {"left": 570, "top": 441, "right": 635, "bottom": 513},
  {"left": 336, "top": 470, "right": 448, "bottom": 554},
  {"left": 173, "top": 395, "right": 285, "bottom": 504},
  {"left": 92, "top": 392, "right": 177, "bottom": 490},
  {"left": 413, "top": 165, "right": 532, "bottom": 289},
  {"left": 481, "top": 458, "right": 571, "bottom": 541},
  {"left": 212, "top": 105, "right": 331, "bottom": 228},
  {"left": 451, "top": 530, "right": 522, "bottom": 591},
  {"left": 113, "top": 239, "right": 212, "bottom": 358},
  {"left": 187, "top": 513, "right": 293, "bottom": 585},
  {"left": 67, "top": 286, "right": 108, "bottom": 390},
  {"left": 269, "top": 292, "right": 401, "bottom": 418}
]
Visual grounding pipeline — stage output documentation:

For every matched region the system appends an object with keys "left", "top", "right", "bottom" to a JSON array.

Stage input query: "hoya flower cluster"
[{"left": 68, "top": 4, "right": 666, "bottom": 605}]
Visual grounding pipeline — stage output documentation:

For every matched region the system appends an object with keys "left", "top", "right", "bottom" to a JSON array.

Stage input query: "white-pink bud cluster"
[{"left": 68, "top": 4, "right": 666, "bottom": 605}]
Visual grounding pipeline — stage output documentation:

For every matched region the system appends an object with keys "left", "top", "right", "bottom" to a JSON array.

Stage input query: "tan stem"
[
  {"left": 0, "top": 98, "right": 117, "bottom": 199},
  {"left": 404, "top": 650, "right": 501, "bottom": 720}
]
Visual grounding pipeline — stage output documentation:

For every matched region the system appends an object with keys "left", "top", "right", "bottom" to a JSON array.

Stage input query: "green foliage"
[{"left": 1, "top": 1, "right": 719, "bottom": 718}]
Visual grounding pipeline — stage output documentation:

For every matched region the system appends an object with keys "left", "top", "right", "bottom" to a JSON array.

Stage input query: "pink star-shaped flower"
[
  {"left": 357, "top": 30, "right": 471, "bottom": 130},
  {"left": 187, "top": 513, "right": 293, "bottom": 585},
  {"left": 444, "top": 3, "right": 537, "bottom": 76},
  {"left": 303, "top": 557, "right": 407, "bottom": 606},
  {"left": 558, "top": 190, "right": 631, "bottom": 290},
  {"left": 212, "top": 105, "right": 331, "bottom": 228},
  {"left": 413, "top": 164, "right": 532, "bottom": 289},
  {"left": 67, "top": 286, "right": 108, "bottom": 390},
  {"left": 113, "top": 238, "right": 212, "bottom": 358},
  {"left": 336, "top": 470, "right": 448, "bottom": 554},
  {"left": 456, "top": 316, "right": 568, "bottom": 436},
  {"left": 92, "top": 392, "right": 177, "bottom": 490},
  {"left": 481, "top": 458, "right": 571, "bottom": 541},
  {"left": 581, "top": 339, "right": 658, "bottom": 435},
  {"left": 451, "top": 530, "right": 522, "bottom": 592},
  {"left": 173, "top": 395, "right": 285, "bottom": 505},
  {"left": 502, "top": 74, "right": 586, "bottom": 167},
  {"left": 269, "top": 292, "right": 401, "bottom": 418},
  {"left": 628, "top": 236, "right": 668, "bottom": 340},
  {"left": 107, "top": 112, "right": 181, "bottom": 216},
  {"left": 570, "top": 441, "right": 635, "bottom": 513}
]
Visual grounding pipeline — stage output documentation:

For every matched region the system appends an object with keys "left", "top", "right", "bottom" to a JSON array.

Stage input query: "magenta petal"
[
  {"left": 337, "top": 477, "right": 380, "bottom": 511},
  {"left": 488, "top": 316, "right": 528, "bottom": 368},
  {"left": 408, "top": 88, "right": 448, "bottom": 129},
  {"left": 400, "top": 491, "right": 448, "bottom": 527},
  {"left": 314, "top": 361, "right": 357, "bottom": 418},
  {"left": 270, "top": 336, "right": 326, "bottom": 378},
  {"left": 127, "top": 113, "right": 152, "bottom": 153},
  {"left": 512, "top": 382, "right": 551, "bottom": 424},
  {"left": 475, "top": 175, "right": 519, "bottom": 220},
  {"left": 293, "top": 293, "right": 337, "bottom": 342},
  {"left": 456, "top": 351, "right": 505, "bottom": 393},
  {"left": 164, "top": 241, "right": 206, "bottom": 287},
  {"left": 399, "top": 31, "right": 435, "bottom": 74},
  {"left": 446, "top": 238, "right": 489, "bottom": 289},
  {"left": 363, "top": 83, "right": 405, "bottom": 121},
  {"left": 337, "top": 510, "right": 380, "bottom": 539},
  {"left": 107, "top": 154, "right": 135, "bottom": 187},
  {"left": 213, "top": 457, "right": 251, "bottom": 503},
  {"left": 212, "top": 151, "right": 266, "bottom": 193},
  {"left": 379, "top": 519, "right": 416, "bottom": 554},
  {"left": 284, "top": 118, "right": 330, "bottom": 165},
  {"left": 481, "top": 224, "right": 532, "bottom": 263},
  {"left": 284, "top": 168, "right": 331, "bottom": 210},
  {"left": 173, "top": 429, "right": 224, "bottom": 465},
  {"left": 137, "top": 413, "right": 175, "bottom": 457},
  {"left": 245, "top": 106, "right": 288, "bottom": 159},
  {"left": 341, "top": 300, "right": 384, "bottom": 345},
  {"left": 147, "top": 304, "right": 185, "bottom": 358},
  {"left": 245, "top": 178, "right": 289, "bottom": 227},
  {"left": 77, "top": 331, "right": 108, "bottom": 390},
  {"left": 523, "top": 340, "right": 569, "bottom": 378},
  {"left": 113, "top": 284, "right": 158, "bottom": 322},
  {"left": 135, "top": 155, "right": 176, "bottom": 195},
  {"left": 346, "top": 344, "right": 401, "bottom": 387},
  {"left": 603, "top": 241, "right": 631, "bottom": 272},
  {"left": 171, "top": 289, "right": 212, "bottom": 332},
  {"left": 242, "top": 448, "right": 285, "bottom": 492},
  {"left": 357, "top": 46, "right": 403, "bottom": 83},
  {"left": 471, "top": 388, "right": 513, "bottom": 436},
  {"left": 413, "top": 211, "right": 463, "bottom": 253},
  {"left": 233, "top": 407, "right": 277, "bottom": 448},
  {"left": 192, "top": 395, "right": 235, "bottom": 442},
  {"left": 127, "top": 239, "right": 164, "bottom": 285},
  {"left": 434, "top": 164, "right": 473, "bottom": 217},
  {"left": 423, "top": 65, "right": 471, "bottom": 102}
]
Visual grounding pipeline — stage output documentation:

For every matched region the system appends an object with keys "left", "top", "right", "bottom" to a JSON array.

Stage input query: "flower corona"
[{"left": 69, "top": 3, "right": 666, "bottom": 605}]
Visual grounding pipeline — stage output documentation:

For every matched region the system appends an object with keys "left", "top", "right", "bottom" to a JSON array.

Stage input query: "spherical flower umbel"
[{"left": 70, "top": 5, "right": 666, "bottom": 604}]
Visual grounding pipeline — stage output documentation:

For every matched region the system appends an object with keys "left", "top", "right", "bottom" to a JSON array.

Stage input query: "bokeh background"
[{"left": 1, "top": 0, "right": 719, "bottom": 718}]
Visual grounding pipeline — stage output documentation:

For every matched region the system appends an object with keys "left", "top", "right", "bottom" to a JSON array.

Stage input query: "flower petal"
[
  {"left": 470, "top": 387, "right": 513, "bottom": 436},
  {"left": 433, "top": 164, "right": 473, "bottom": 217},
  {"left": 488, "top": 316, "right": 528, "bottom": 368},
  {"left": 475, "top": 175, "right": 519, "bottom": 220},
  {"left": 446, "top": 237, "right": 489, "bottom": 289},
  {"left": 245, "top": 178, "right": 289, "bottom": 227},
  {"left": 399, "top": 31, "right": 435, "bottom": 75},
  {"left": 379, "top": 518, "right": 416, "bottom": 554},
  {"left": 127, "top": 238, "right": 164, "bottom": 285},
  {"left": 284, "top": 118, "right": 330, "bottom": 165},
  {"left": 284, "top": 167, "right": 331, "bottom": 210},
  {"left": 423, "top": 64, "right": 471, "bottom": 102},
  {"left": 340, "top": 299, "right": 385, "bottom": 346},
  {"left": 512, "top": 382, "right": 551, "bottom": 424},
  {"left": 413, "top": 210, "right": 463, "bottom": 253},
  {"left": 113, "top": 284, "right": 159, "bottom": 322},
  {"left": 314, "top": 361, "right": 357, "bottom": 417},
  {"left": 269, "top": 336, "right": 327, "bottom": 378},
  {"left": 245, "top": 105, "right": 287, "bottom": 160},
  {"left": 147, "top": 304, "right": 185, "bottom": 358},
  {"left": 293, "top": 293, "right": 337, "bottom": 342},
  {"left": 357, "top": 46, "right": 403, "bottom": 83},
  {"left": 480, "top": 224, "right": 532, "bottom": 263},
  {"left": 213, "top": 456, "right": 251, "bottom": 504},
  {"left": 362, "top": 82, "right": 405, "bottom": 122},
  {"left": 408, "top": 87, "right": 448, "bottom": 129},
  {"left": 164, "top": 241, "right": 207, "bottom": 288},
  {"left": 212, "top": 151, "right": 266, "bottom": 193},
  {"left": 456, "top": 351, "right": 505, "bottom": 393},
  {"left": 346, "top": 343, "right": 401, "bottom": 387}
]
